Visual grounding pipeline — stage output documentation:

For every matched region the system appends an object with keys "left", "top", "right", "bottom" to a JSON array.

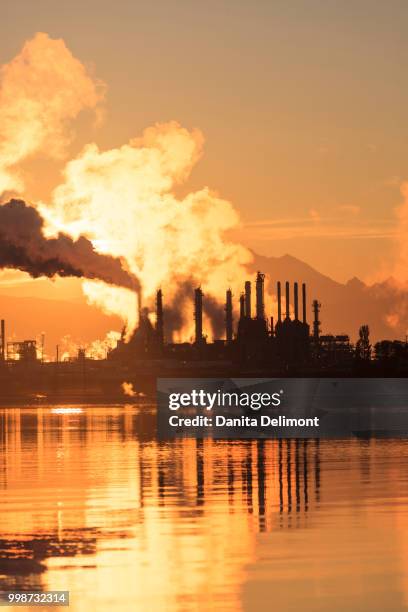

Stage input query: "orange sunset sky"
[
  {"left": 3, "top": 0, "right": 408, "bottom": 283},
  {"left": 2, "top": 1, "right": 408, "bottom": 352}
]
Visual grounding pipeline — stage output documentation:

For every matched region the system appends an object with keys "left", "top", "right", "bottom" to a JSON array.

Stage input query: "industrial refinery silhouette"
[{"left": 0, "top": 271, "right": 408, "bottom": 401}]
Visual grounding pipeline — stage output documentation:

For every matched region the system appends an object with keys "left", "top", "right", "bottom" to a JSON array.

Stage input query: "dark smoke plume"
[
  {"left": 0, "top": 199, "right": 139, "bottom": 290},
  {"left": 203, "top": 294, "right": 225, "bottom": 339},
  {"left": 162, "top": 278, "right": 225, "bottom": 341},
  {"left": 161, "top": 279, "right": 192, "bottom": 340}
]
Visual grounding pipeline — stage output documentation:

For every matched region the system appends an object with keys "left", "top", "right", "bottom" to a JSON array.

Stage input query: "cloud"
[
  {"left": 237, "top": 216, "right": 395, "bottom": 241},
  {"left": 0, "top": 32, "right": 104, "bottom": 195}
]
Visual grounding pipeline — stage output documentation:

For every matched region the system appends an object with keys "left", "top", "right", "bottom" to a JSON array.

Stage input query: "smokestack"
[
  {"left": 285, "top": 281, "right": 290, "bottom": 320},
  {"left": 277, "top": 281, "right": 282, "bottom": 323},
  {"left": 239, "top": 293, "right": 245, "bottom": 320},
  {"left": 0, "top": 319, "right": 4, "bottom": 361},
  {"left": 156, "top": 289, "right": 164, "bottom": 345},
  {"left": 294, "top": 282, "right": 299, "bottom": 320},
  {"left": 244, "top": 281, "right": 251, "bottom": 318},
  {"left": 194, "top": 287, "right": 203, "bottom": 344},
  {"left": 225, "top": 289, "right": 233, "bottom": 342},
  {"left": 302, "top": 283, "right": 307, "bottom": 323},
  {"left": 313, "top": 300, "right": 321, "bottom": 344},
  {"left": 255, "top": 272, "right": 265, "bottom": 320}
]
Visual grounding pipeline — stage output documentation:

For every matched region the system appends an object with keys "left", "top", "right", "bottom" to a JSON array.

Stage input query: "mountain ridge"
[{"left": 249, "top": 252, "right": 408, "bottom": 342}]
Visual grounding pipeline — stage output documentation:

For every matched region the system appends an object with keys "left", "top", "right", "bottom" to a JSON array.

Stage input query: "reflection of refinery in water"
[{"left": 1, "top": 271, "right": 408, "bottom": 400}]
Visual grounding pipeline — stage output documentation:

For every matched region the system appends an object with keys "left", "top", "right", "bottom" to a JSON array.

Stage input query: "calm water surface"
[{"left": 0, "top": 405, "right": 408, "bottom": 611}]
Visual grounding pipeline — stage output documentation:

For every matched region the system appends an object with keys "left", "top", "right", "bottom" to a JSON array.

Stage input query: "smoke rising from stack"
[
  {"left": 0, "top": 34, "right": 252, "bottom": 339},
  {"left": 203, "top": 294, "right": 225, "bottom": 339},
  {"left": 41, "top": 121, "right": 252, "bottom": 337},
  {"left": 158, "top": 279, "right": 225, "bottom": 341},
  {"left": 0, "top": 199, "right": 138, "bottom": 290}
]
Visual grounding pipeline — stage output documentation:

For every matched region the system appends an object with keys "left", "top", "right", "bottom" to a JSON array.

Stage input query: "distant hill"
[{"left": 249, "top": 253, "right": 408, "bottom": 343}]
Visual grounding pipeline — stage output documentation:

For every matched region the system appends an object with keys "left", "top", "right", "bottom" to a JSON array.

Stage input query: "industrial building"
[
  {"left": 108, "top": 270, "right": 353, "bottom": 373},
  {"left": 1, "top": 270, "right": 407, "bottom": 402}
]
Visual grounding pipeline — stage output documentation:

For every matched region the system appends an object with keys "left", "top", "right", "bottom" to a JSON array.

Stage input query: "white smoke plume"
[
  {"left": 0, "top": 32, "right": 104, "bottom": 195},
  {"left": 39, "top": 122, "right": 252, "bottom": 333},
  {"left": 1, "top": 33, "right": 252, "bottom": 338}
]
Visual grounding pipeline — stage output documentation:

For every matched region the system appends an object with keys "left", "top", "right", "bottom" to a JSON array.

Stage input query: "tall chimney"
[
  {"left": 244, "top": 281, "right": 251, "bottom": 318},
  {"left": 239, "top": 293, "right": 245, "bottom": 320},
  {"left": 225, "top": 289, "right": 233, "bottom": 342},
  {"left": 294, "top": 282, "right": 299, "bottom": 320},
  {"left": 285, "top": 281, "right": 290, "bottom": 320},
  {"left": 277, "top": 281, "right": 282, "bottom": 323},
  {"left": 255, "top": 272, "right": 265, "bottom": 320},
  {"left": 194, "top": 287, "right": 203, "bottom": 344},
  {"left": 156, "top": 289, "right": 164, "bottom": 345},
  {"left": 0, "top": 319, "right": 4, "bottom": 361},
  {"left": 313, "top": 300, "right": 321, "bottom": 345},
  {"left": 302, "top": 283, "right": 307, "bottom": 323}
]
